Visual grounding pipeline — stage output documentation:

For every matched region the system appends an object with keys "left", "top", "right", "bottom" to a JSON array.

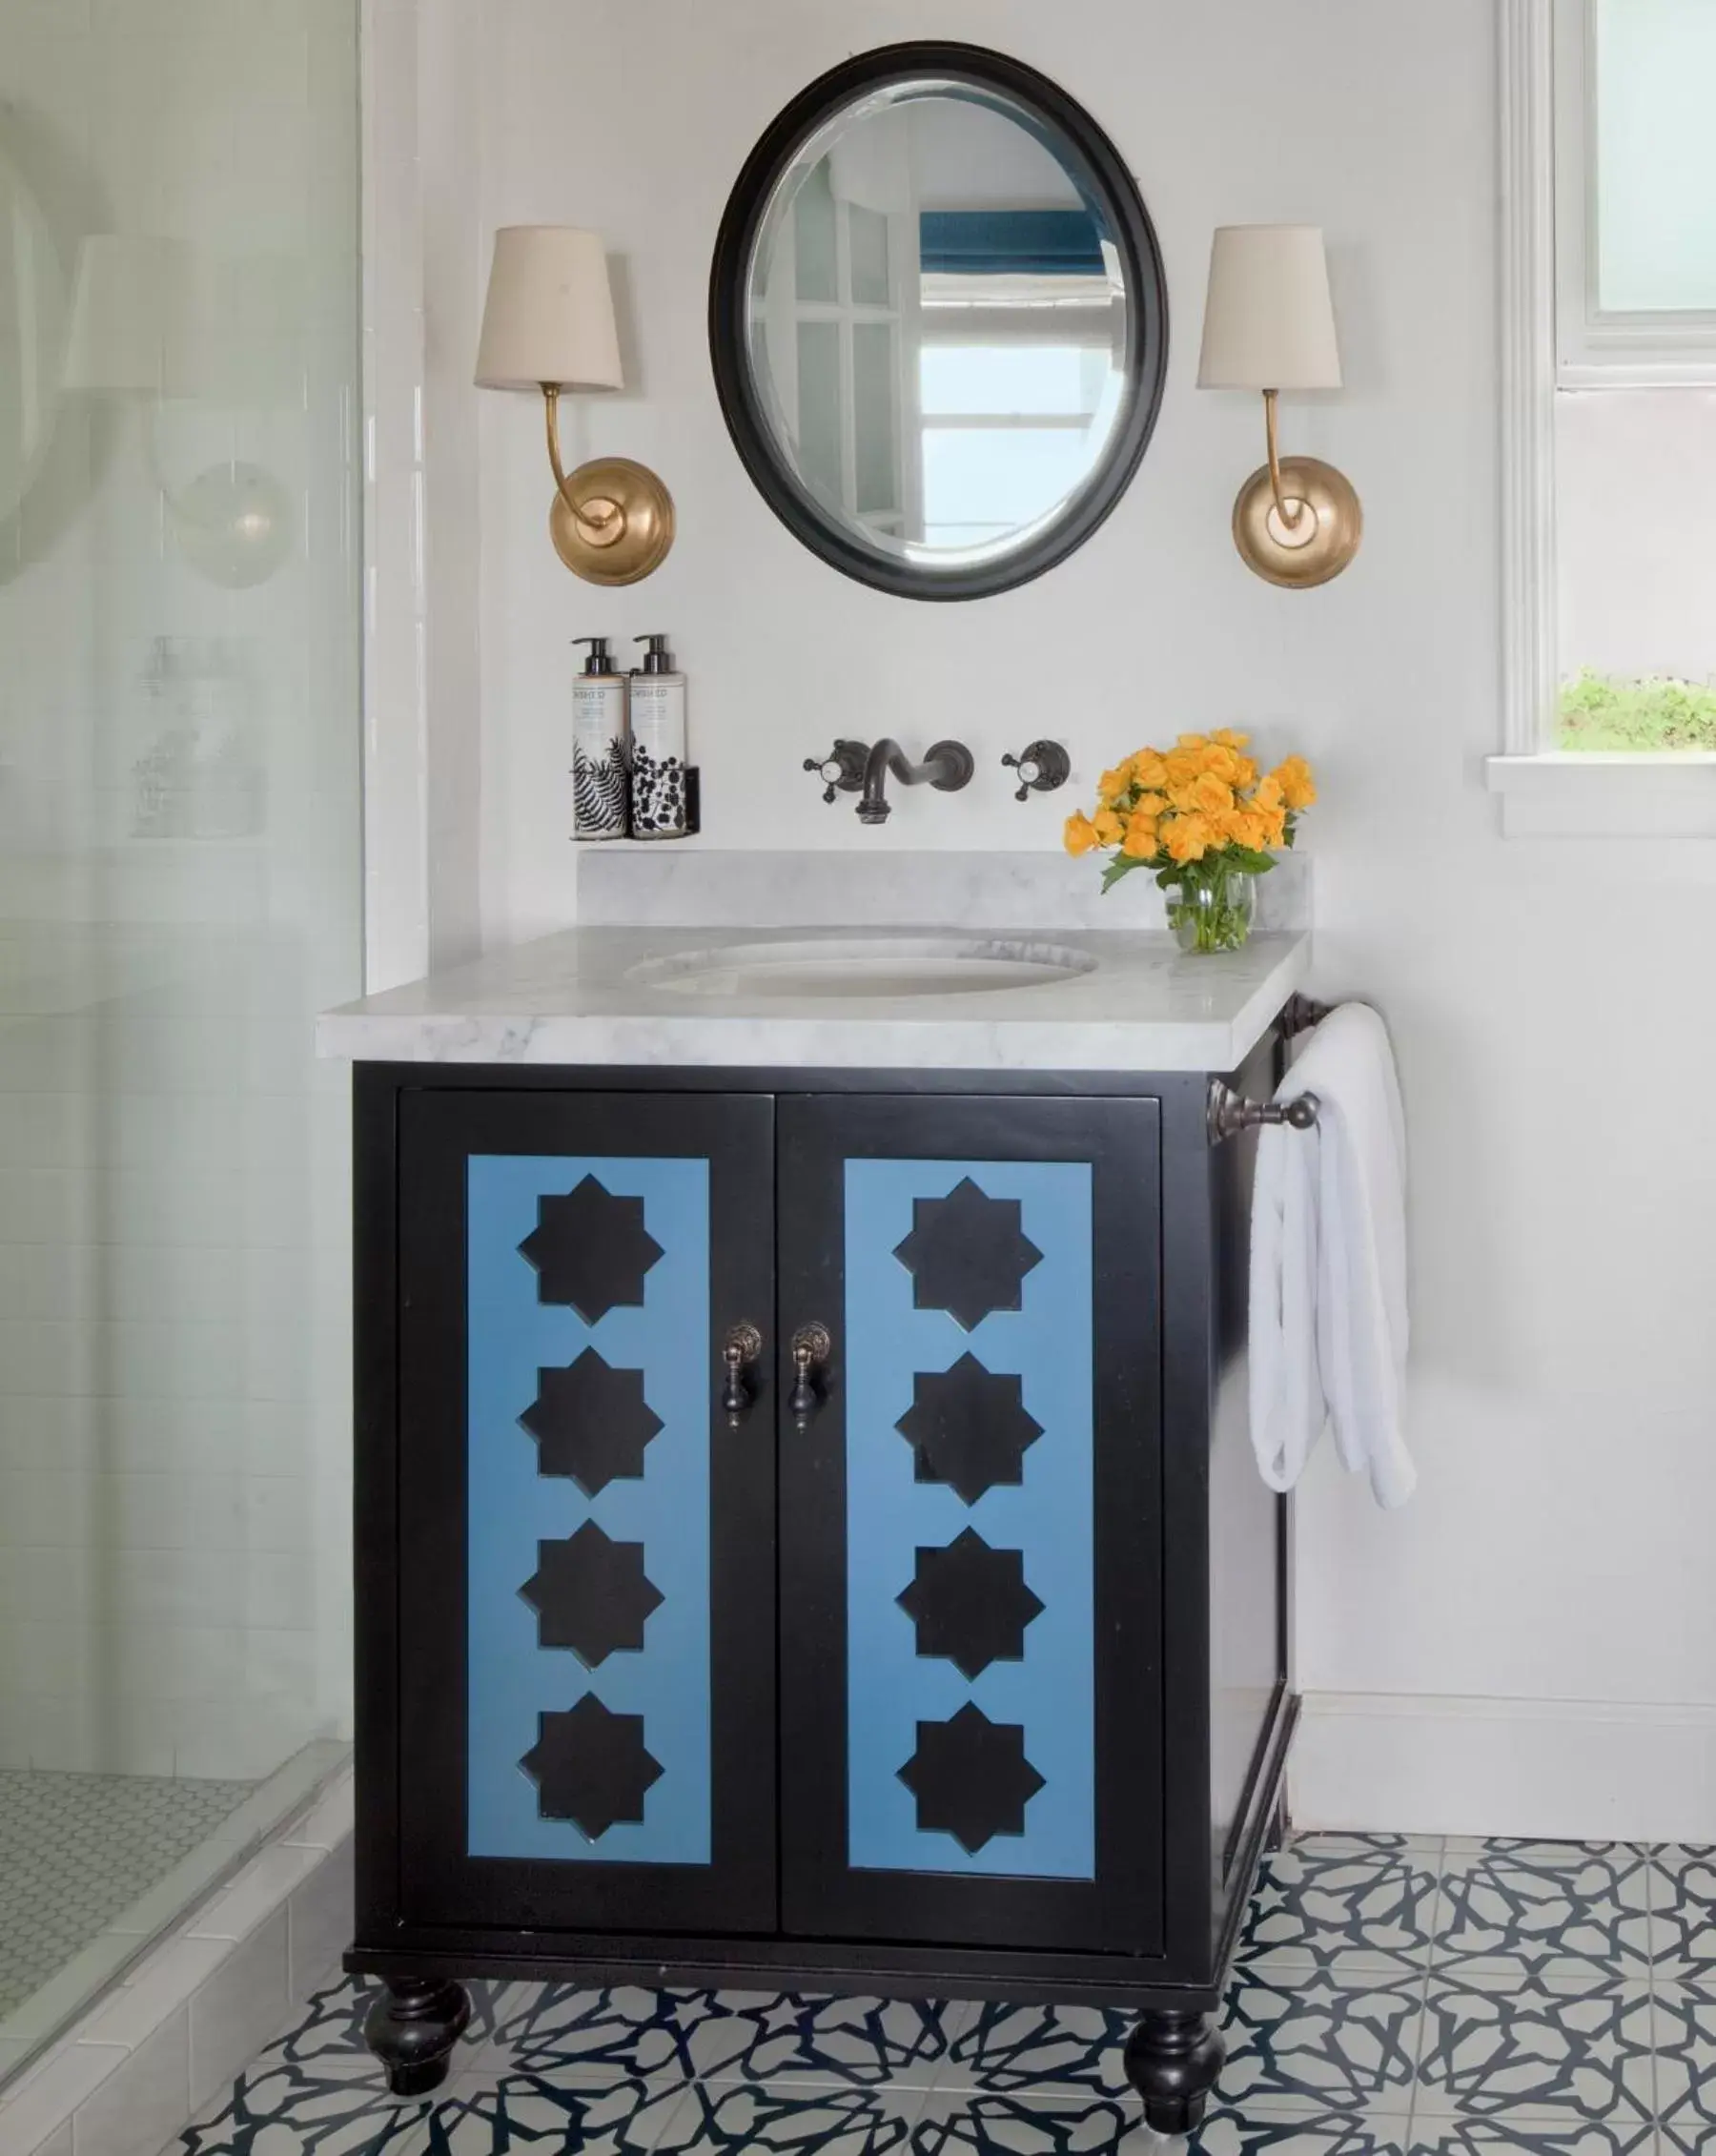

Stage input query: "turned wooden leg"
[
  {"left": 363, "top": 1977, "right": 471, "bottom": 2097},
  {"left": 1123, "top": 2007, "right": 1225, "bottom": 2136}
]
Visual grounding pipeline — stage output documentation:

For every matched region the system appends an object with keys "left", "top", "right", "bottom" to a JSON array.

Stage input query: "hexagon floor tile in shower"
[{"left": 0, "top": 1768, "right": 253, "bottom": 2019}]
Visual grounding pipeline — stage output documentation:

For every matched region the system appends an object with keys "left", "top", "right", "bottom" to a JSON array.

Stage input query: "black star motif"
[
  {"left": 520, "top": 1522, "right": 664, "bottom": 1668},
  {"left": 895, "top": 1353, "right": 1043, "bottom": 1505},
  {"left": 519, "top": 1177, "right": 664, "bottom": 1323},
  {"left": 892, "top": 1178, "right": 1043, "bottom": 1331},
  {"left": 895, "top": 1529, "right": 1045, "bottom": 1680},
  {"left": 896, "top": 1702, "right": 1046, "bottom": 1853},
  {"left": 520, "top": 1348, "right": 663, "bottom": 1495},
  {"left": 521, "top": 1694, "right": 664, "bottom": 1840}
]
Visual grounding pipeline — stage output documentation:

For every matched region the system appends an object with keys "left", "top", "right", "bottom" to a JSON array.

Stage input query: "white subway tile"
[
  {"left": 186, "top": 1909, "right": 287, "bottom": 2114},
  {"left": 187, "top": 1845, "right": 319, "bottom": 1944},
  {"left": 71, "top": 2008, "right": 188, "bottom": 2156},
  {"left": 287, "top": 1840, "right": 353, "bottom": 1998},
  {"left": 0, "top": 2045, "right": 122, "bottom": 2153}
]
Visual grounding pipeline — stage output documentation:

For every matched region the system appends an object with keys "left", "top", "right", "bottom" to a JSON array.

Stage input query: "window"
[{"left": 1494, "top": 0, "right": 1716, "bottom": 829}]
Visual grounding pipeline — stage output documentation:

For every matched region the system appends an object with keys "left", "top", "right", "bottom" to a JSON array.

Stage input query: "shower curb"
[{"left": 0, "top": 1767, "right": 355, "bottom": 2156}]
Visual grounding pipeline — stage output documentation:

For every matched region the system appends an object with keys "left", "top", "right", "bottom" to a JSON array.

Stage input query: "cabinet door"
[
  {"left": 777, "top": 1095, "right": 1163, "bottom": 1954},
  {"left": 394, "top": 1090, "right": 776, "bottom": 1936}
]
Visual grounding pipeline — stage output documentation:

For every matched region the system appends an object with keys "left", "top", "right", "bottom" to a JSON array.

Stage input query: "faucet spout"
[{"left": 856, "top": 737, "right": 975, "bottom": 825}]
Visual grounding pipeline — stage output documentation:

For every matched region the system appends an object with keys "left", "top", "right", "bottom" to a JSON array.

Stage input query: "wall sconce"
[
  {"left": 475, "top": 225, "right": 674, "bottom": 585},
  {"left": 1196, "top": 225, "right": 1360, "bottom": 590}
]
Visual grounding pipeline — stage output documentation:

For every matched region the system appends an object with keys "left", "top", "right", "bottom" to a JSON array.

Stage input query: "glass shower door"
[{"left": 0, "top": 0, "right": 361, "bottom": 2076}]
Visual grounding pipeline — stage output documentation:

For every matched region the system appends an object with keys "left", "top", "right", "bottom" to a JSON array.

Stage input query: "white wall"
[{"left": 432, "top": 0, "right": 1716, "bottom": 1838}]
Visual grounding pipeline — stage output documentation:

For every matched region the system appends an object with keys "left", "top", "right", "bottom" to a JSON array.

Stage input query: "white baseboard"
[{"left": 1293, "top": 1691, "right": 1716, "bottom": 1844}]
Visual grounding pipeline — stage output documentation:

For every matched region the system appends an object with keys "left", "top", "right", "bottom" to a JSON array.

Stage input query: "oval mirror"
[
  {"left": 0, "top": 137, "right": 66, "bottom": 533},
  {"left": 710, "top": 43, "right": 1167, "bottom": 602}
]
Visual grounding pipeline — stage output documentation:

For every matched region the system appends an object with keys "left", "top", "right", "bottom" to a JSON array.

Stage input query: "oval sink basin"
[{"left": 628, "top": 935, "right": 1097, "bottom": 1000}]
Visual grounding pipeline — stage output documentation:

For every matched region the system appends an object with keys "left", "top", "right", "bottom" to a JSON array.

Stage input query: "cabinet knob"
[
  {"left": 788, "top": 1322, "right": 832, "bottom": 1430},
  {"left": 720, "top": 1322, "right": 764, "bottom": 1426}
]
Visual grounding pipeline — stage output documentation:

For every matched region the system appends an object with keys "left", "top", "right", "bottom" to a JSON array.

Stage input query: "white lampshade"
[
  {"left": 62, "top": 234, "right": 197, "bottom": 396},
  {"left": 1196, "top": 225, "right": 1342, "bottom": 392},
  {"left": 475, "top": 226, "right": 623, "bottom": 392}
]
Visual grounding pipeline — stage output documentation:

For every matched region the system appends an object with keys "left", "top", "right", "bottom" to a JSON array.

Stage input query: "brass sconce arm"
[
  {"left": 537, "top": 381, "right": 675, "bottom": 586},
  {"left": 1261, "top": 388, "right": 1305, "bottom": 534}
]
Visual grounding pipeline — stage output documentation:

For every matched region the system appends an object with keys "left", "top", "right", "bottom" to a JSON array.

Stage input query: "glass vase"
[{"left": 1166, "top": 867, "right": 1256, "bottom": 955}]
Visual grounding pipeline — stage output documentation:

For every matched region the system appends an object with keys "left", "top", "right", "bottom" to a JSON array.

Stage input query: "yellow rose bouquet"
[{"left": 1063, "top": 732, "right": 1316, "bottom": 955}]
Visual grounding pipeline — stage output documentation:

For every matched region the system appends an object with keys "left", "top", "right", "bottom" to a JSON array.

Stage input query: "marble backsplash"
[{"left": 576, "top": 850, "right": 1312, "bottom": 934}]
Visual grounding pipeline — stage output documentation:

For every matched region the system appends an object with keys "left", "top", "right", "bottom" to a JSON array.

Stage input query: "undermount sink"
[{"left": 627, "top": 935, "right": 1098, "bottom": 1000}]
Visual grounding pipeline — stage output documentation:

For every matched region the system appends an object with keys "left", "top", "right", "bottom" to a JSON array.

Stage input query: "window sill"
[{"left": 1485, "top": 751, "right": 1716, "bottom": 836}]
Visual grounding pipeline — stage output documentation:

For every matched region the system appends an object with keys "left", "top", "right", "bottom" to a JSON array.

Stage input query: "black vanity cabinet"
[{"left": 348, "top": 1056, "right": 1292, "bottom": 2132}]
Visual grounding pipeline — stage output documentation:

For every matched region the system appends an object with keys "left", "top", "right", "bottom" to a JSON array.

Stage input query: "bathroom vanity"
[{"left": 321, "top": 859, "right": 1309, "bottom": 2133}]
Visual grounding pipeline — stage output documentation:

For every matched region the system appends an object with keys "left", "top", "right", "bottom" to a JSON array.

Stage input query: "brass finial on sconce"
[
  {"left": 476, "top": 226, "right": 675, "bottom": 586},
  {"left": 1197, "top": 225, "right": 1361, "bottom": 590}
]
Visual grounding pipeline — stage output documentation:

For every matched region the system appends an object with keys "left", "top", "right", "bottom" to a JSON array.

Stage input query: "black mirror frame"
[{"left": 708, "top": 41, "right": 1170, "bottom": 604}]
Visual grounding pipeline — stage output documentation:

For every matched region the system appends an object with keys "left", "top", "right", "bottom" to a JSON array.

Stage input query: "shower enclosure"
[{"left": 0, "top": 0, "right": 361, "bottom": 2079}]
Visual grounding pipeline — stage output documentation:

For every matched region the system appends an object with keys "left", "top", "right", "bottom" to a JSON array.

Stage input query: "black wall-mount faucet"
[{"left": 804, "top": 737, "right": 976, "bottom": 823}]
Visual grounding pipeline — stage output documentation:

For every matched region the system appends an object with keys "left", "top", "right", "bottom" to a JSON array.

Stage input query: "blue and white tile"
[
  {"left": 415, "top": 2071, "right": 692, "bottom": 2155},
  {"left": 1647, "top": 1846, "right": 1716, "bottom": 1981},
  {"left": 1218, "top": 1968, "right": 1424, "bottom": 2116},
  {"left": 654, "top": 2078, "right": 928, "bottom": 2156},
  {"left": 1430, "top": 1843, "right": 1653, "bottom": 1981},
  {"left": 1236, "top": 1838, "right": 1441, "bottom": 1978},
  {"left": 1413, "top": 1971, "right": 1655, "bottom": 2127},
  {"left": 1641, "top": 1976, "right": 1716, "bottom": 2147},
  {"left": 495, "top": 1985, "right": 970, "bottom": 2088},
  {"left": 1406, "top": 2119, "right": 1657, "bottom": 2156},
  {"left": 937, "top": 2003, "right": 1132, "bottom": 2098},
  {"left": 912, "top": 2090, "right": 1411, "bottom": 2156}
]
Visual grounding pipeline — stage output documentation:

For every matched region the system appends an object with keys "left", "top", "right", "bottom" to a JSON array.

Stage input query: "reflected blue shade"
[
  {"left": 918, "top": 209, "right": 1105, "bottom": 277},
  {"left": 845, "top": 1159, "right": 1094, "bottom": 1879},
  {"left": 466, "top": 1155, "right": 711, "bottom": 1864}
]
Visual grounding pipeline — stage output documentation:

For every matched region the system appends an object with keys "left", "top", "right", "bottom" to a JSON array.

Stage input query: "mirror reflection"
[{"left": 746, "top": 87, "right": 1132, "bottom": 578}]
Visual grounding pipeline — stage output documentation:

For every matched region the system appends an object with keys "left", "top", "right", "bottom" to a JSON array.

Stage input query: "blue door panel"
[
  {"left": 466, "top": 1154, "right": 711, "bottom": 1866},
  {"left": 845, "top": 1159, "right": 1095, "bottom": 1880}
]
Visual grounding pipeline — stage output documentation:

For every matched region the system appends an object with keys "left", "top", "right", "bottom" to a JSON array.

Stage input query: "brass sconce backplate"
[
  {"left": 549, "top": 456, "right": 676, "bottom": 585},
  {"left": 1232, "top": 455, "right": 1361, "bottom": 591}
]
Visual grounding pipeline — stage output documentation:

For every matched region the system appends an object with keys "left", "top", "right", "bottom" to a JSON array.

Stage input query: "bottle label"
[
  {"left": 572, "top": 680, "right": 629, "bottom": 839},
  {"left": 629, "top": 678, "right": 687, "bottom": 837}
]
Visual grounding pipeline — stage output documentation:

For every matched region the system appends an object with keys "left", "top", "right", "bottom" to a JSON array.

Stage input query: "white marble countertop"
[{"left": 317, "top": 922, "right": 1310, "bottom": 1074}]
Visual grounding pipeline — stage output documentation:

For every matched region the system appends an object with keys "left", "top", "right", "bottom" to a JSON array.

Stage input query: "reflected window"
[{"left": 920, "top": 343, "right": 1110, "bottom": 546}]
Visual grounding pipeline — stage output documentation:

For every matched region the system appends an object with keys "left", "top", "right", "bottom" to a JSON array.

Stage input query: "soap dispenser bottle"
[
  {"left": 570, "top": 635, "right": 630, "bottom": 841},
  {"left": 628, "top": 632, "right": 689, "bottom": 839}
]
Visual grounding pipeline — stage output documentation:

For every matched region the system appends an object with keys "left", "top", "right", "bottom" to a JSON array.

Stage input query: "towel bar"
[{"left": 1207, "top": 1079, "right": 1320, "bottom": 1146}]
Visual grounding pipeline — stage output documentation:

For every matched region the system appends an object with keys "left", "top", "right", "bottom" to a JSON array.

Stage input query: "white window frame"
[{"left": 1487, "top": 0, "right": 1716, "bottom": 835}]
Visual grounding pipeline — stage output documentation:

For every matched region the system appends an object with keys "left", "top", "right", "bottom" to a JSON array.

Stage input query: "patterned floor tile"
[
  {"left": 419, "top": 2071, "right": 692, "bottom": 2154},
  {"left": 937, "top": 2003, "right": 1132, "bottom": 2098},
  {"left": 654, "top": 2079, "right": 928, "bottom": 2155},
  {"left": 1219, "top": 1969, "right": 1423, "bottom": 2116},
  {"left": 1430, "top": 1845, "right": 1653, "bottom": 1980},
  {"left": 1406, "top": 2119, "right": 1657, "bottom": 2156},
  {"left": 495, "top": 1985, "right": 970, "bottom": 2086},
  {"left": 0, "top": 1767, "right": 254, "bottom": 2019},
  {"left": 913, "top": 2090, "right": 1411, "bottom": 2156},
  {"left": 1643, "top": 1979, "right": 1716, "bottom": 2144},
  {"left": 1649, "top": 1849, "right": 1716, "bottom": 1981},
  {"left": 1412, "top": 1973, "right": 1655, "bottom": 2126},
  {"left": 1236, "top": 1843, "right": 1441, "bottom": 1976}
]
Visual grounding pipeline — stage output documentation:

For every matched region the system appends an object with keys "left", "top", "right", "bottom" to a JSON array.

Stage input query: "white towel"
[{"left": 1248, "top": 1001, "right": 1415, "bottom": 1509}]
